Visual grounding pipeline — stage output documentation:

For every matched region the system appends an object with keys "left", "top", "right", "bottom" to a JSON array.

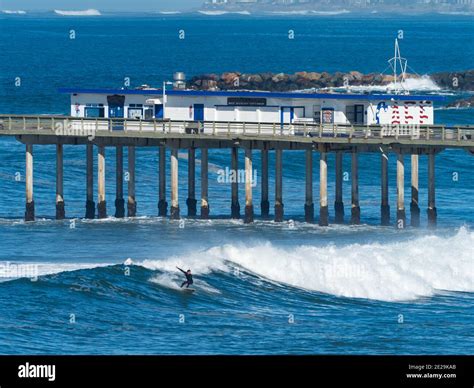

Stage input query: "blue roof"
[{"left": 58, "top": 87, "right": 446, "bottom": 102}]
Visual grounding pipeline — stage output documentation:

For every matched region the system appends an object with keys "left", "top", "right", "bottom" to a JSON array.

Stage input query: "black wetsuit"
[{"left": 177, "top": 267, "right": 193, "bottom": 288}]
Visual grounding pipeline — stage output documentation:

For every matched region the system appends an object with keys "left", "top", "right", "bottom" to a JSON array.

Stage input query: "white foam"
[
  {"left": 54, "top": 9, "right": 101, "bottom": 16},
  {"left": 267, "top": 10, "right": 350, "bottom": 16},
  {"left": 2, "top": 10, "right": 26, "bottom": 14},
  {"left": 0, "top": 261, "right": 112, "bottom": 282},
  {"left": 198, "top": 10, "right": 250, "bottom": 16},
  {"left": 345, "top": 76, "right": 441, "bottom": 93},
  {"left": 140, "top": 254, "right": 227, "bottom": 275},
  {"left": 310, "top": 10, "right": 350, "bottom": 15},
  {"left": 139, "top": 227, "right": 474, "bottom": 302},
  {"left": 438, "top": 11, "right": 474, "bottom": 16}
]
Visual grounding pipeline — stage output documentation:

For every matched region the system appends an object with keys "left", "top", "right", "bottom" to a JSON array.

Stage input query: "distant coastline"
[{"left": 200, "top": 0, "right": 474, "bottom": 16}]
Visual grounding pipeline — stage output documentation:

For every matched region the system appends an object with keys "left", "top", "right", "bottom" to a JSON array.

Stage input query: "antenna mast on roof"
[{"left": 387, "top": 38, "right": 409, "bottom": 95}]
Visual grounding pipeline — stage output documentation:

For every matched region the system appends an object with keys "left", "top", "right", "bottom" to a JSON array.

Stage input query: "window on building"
[
  {"left": 313, "top": 105, "right": 321, "bottom": 123},
  {"left": 128, "top": 104, "right": 143, "bottom": 119},
  {"left": 144, "top": 106, "right": 154, "bottom": 120},
  {"left": 346, "top": 104, "right": 365, "bottom": 124},
  {"left": 84, "top": 103, "right": 105, "bottom": 118}
]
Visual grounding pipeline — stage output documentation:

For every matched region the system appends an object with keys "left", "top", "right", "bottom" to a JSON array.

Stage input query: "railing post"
[
  {"left": 457, "top": 126, "right": 461, "bottom": 142},
  {"left": 8, "top": 117, "right": 12, "bottom": 131},
  {"left": 272, "top": 123, "right": 276, "bottom": 136},
  {"left": 37, "top": 117, "right": 40, "bottom": 130},
  {"left": 23, "top": 117, "right": 26, "bottom": 130}
]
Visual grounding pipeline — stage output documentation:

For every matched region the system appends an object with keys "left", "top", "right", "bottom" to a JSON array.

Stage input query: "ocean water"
[{"left": 0, "top": 15, "right": 473, "bottom": 355}]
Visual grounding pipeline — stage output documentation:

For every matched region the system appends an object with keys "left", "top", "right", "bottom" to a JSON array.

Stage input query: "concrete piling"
[
  {"left": 319, "top": 151, "right": 329, "bottom": 226},
  {"left": 187, "top": 148, "right": 197, "bottom": 217},
  {"left": 350, "top": 149, "right": 360, "bottom": 224},
  {"left": 24, "top": 144, "right": 34, "bottom": 222},
  {"left": 244, "top": 148, "right": 254, "bottom": 223},
  {"left": 334, "top": 151, "right": 344, "bottom": 223},
  {"left": 97, "top": 145, "right": 107, "bottom": 219},
  {"left": 410, "top": 154, "right": 420, "bottom": 227},
  {"left": 396, "top": 153, "right": 406, "bottom": 228},
  {"left": 381, "top": 153, "right": 390, "bottom": 226},
  {"left": 261, "top": 148, "right": 270, "bottom": 218},
  {"left": 127, "top": 146, "right": 137, "bottom": 217},
  {"left": 427, "top": 152, "right": 437, "bottom": 227},
  {"left": 170, "top": 148, "right": 180, "bottom": 219},
  {"left": 304, "top": 149, "right": 314, "bottom": 223},
  {"left": 200, "top": 148, "right": 209, "bottom": 219},
  {"left": 158, "top": 146, "right": 168, "bottom": 217},
  {"left": 274, "top": 149, "right": 284, "bottom": 222},
  {"left": 115, "top": 146, "right": 125, "bottom": 218},
  {"left": 231, "top": 147, "right": 240, "bottom": 219},
  {"left": 85, "top": 144, "right": 95, "bottom": 219},
  {"left": 55, "top": 144, "right": 65, "bottom": 220}
]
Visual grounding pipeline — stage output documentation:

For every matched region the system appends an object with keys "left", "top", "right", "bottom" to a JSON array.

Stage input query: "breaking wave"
[
  {"left": 136, "top": 227, "right": 474, "bottom": 302},
  {"left": 2, "top": 228, "right": 472, "bottom": 303},
  {"left": 54, "top": 9, "right": 101, "bottom": 16}
]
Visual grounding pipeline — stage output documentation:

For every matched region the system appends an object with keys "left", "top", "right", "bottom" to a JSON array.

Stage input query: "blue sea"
[{"left": 0, "top": 14, "right": 473, "bottom": 355}]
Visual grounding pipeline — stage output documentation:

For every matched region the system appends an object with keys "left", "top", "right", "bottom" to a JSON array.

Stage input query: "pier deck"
[{"left": 1, "top": 115, "right": 473, "bottom": 150}]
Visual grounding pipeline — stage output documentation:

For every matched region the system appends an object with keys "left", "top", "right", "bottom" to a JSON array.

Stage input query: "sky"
[{"left": 0, "top": 0, "right": 204, "bottom": 11}]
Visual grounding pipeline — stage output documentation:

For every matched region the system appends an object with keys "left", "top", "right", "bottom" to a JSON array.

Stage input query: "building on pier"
[{"left": 59, "top": 87, "right": 442, "bottom": 127}]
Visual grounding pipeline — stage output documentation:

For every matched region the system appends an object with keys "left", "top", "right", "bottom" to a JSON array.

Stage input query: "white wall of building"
[{"left": 69, "top": 93, "right": 434, "bottom": 125}]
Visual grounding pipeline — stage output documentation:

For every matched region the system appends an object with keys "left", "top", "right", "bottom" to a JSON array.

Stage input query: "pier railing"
[{"left": 0, "top": 115, "right": 473, "bottom": 145}]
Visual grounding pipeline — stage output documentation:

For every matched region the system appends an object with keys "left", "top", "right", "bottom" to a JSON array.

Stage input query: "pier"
[{"left": 1, "top": 115, "right": 473, "bottom": 226}]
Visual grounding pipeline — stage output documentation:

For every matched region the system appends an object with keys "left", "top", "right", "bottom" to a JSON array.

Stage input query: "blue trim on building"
[{"left": 58, "top": 87, "right": 446, "bottom": 102}]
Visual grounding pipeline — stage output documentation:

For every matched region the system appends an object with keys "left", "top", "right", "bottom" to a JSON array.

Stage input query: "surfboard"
[{"left": 182, "top": 288, "right": 195, "bottom": 293}]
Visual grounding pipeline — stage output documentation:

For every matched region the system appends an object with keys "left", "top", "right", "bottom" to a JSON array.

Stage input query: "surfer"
[{"left": 176, "top": 267, "right": 193, "bottom": 288}]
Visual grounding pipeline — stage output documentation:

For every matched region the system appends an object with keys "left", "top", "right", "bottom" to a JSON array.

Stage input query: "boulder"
[
  {"left": 271, "top": 73, "right": 289, "bottom": 83},
  {"left": 349, "top": 71, "right": 363, "bottom": 81}
]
